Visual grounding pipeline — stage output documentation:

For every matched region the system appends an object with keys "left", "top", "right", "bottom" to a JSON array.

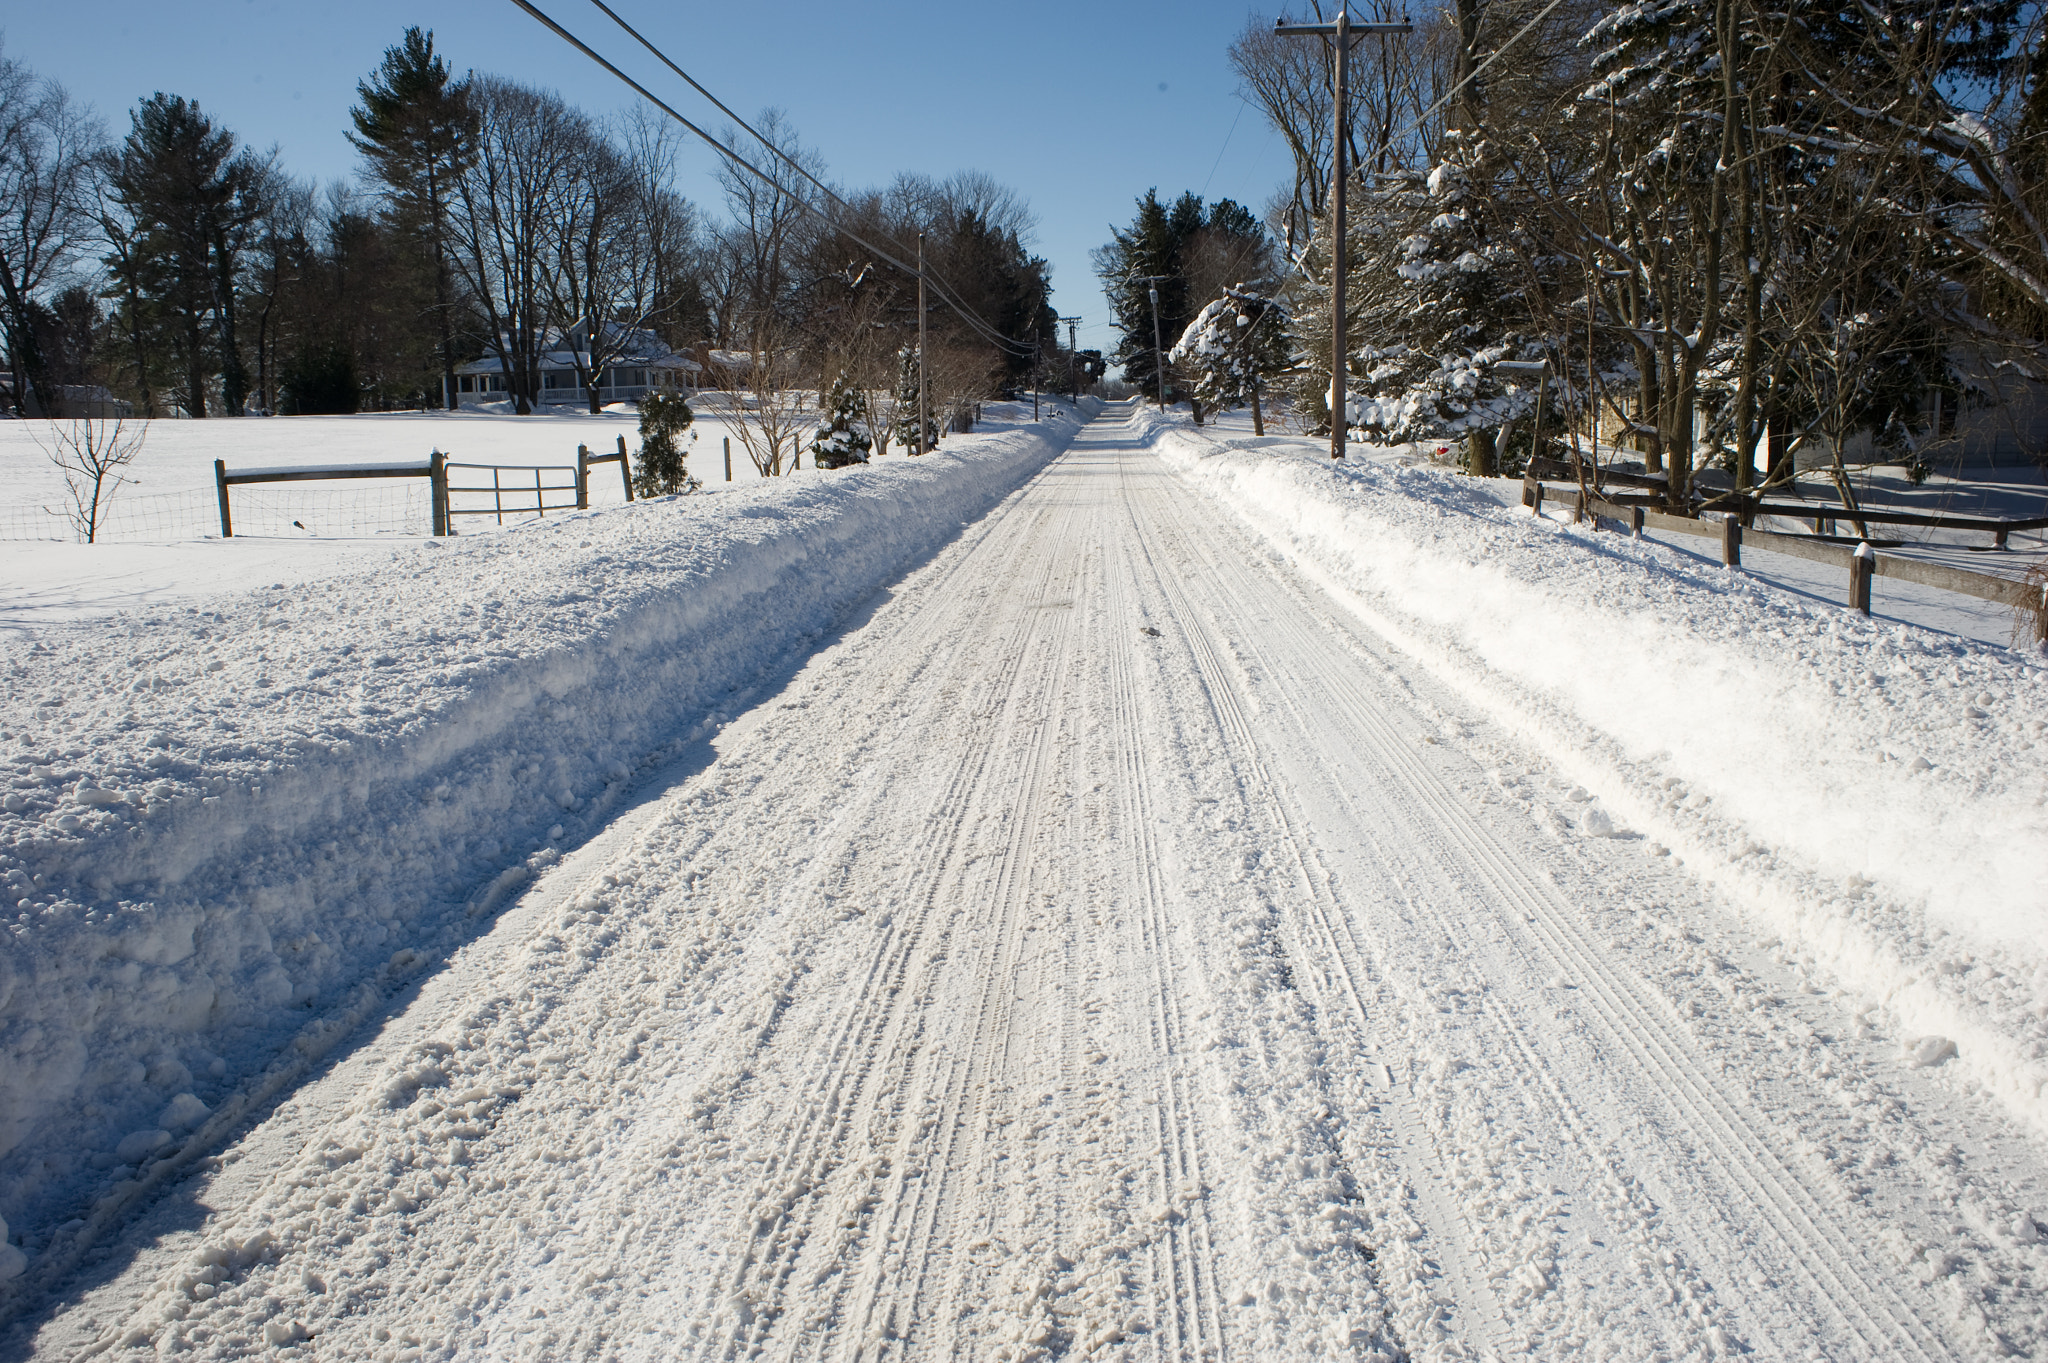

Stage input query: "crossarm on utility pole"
[{"left": 1274, "top": 9, "right": 1413, "bottom": 461}]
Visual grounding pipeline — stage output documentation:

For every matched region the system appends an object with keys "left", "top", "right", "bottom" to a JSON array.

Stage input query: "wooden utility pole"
[
  {"left": 917, "top": 232, "right": 930, "bottom": 453},
  {"left": 1275, "top": 9, "right": 1413, "bottom": 460},
  {"left": 1061, "top": 316, "right": 1081, "bottom": 399},
  {"left": 1130, "top": 275, "right": 1174, "bottom": 410}
]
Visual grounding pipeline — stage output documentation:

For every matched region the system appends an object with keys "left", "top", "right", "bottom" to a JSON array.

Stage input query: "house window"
[{"left": 543, "top": 371, "right": 571, "bottom": 390}]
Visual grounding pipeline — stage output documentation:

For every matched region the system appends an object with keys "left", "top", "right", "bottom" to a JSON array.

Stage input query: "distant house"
[
  {"left": 0, "top": 380, "right": 134, "bottom": 418},
  {"left": 454, "top": 322, "right": 701, "bottom": 406}
]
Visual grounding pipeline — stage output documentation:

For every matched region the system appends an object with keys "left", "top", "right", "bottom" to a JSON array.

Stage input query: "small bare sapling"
[{"left": 38, "top": 415, "right": 149, "bottom": 543}]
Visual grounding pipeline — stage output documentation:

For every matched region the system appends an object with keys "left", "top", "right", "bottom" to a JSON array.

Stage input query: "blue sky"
[{"left": 3, "top": 1, "right": 1298, "bottom": 354}]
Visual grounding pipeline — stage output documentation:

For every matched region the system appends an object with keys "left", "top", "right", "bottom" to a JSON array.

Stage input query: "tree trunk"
[
  {"left": 1251, "top": 381, "right": 1265, "bottom": 436},
  {"left": 1467, "top": 427, "right": 1498, "bottom": 477},
  {"left": 0, "top": 272, "right": 58, "bottom": 417}
]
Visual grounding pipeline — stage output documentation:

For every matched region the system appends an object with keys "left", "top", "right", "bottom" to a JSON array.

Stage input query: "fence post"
[
  {"left": 430, "top": 449, "right": 449, "bottom": 536},
  {"left": 576, "top": 444, "right": 590, "bottom": 509},
  {"left": 1521, "top": 474, "right": 1537, "bottom": 509},
  {"left": 1850, "top": 542, "right": 1874, "bottom": 614},
  {"left": 1629, "top": 506, "right": 1644, "bottom": 538},
  {"left": 1721, "top": 516, "right": 1742, "bottom": 567},
  {"left": 724, "top": 436, "right": 732, "bottom": 483},
  {"left": 1572, "top": 488, "right": 1585, "bottom": 524},
  {"left": 214, "top": 459, "right": 233, "bottom": 538},
  {"left": 615, "top": 435, "right": 634, "bottom": 500}
]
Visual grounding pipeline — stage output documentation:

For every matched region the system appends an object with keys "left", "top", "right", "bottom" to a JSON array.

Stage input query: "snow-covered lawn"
[{"left": 0, "top": 399, "right": 1095, "bottom": 1289}]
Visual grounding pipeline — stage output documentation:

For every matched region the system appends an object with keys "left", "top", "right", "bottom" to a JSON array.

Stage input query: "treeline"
[
  {"left": 0, "top": 29, "right": 1056, "bottom": 421},
  {"left": 1117, "top": 0, "right": 2048, "bottom": 512}
]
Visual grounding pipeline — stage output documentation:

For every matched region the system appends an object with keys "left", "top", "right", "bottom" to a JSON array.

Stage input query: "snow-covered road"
[{"left": 17, "top": 409, "right": 2046, "bottom": 1360}]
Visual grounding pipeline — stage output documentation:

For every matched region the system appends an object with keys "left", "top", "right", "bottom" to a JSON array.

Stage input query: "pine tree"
[
  {"left": 811, "top": 372, "right": 872, "bottom": 469},
  {"left": 348, "top": 28, "right": 477, "bottom": 411},
  {"left": 105, "top": 95, "right": 265, "bottom": 418},
  {"left": 1168, "top": 287, "right": 1292, "bottom": 434},
  {"left": 1577, "top": 0, "right": 2011, "bottom": 497},
  {"left": 1095, "top": 190, "right": 1273, "bottom": 401},
  {"left": 632, "top": 385, "right": 698, "bottom": 495},
  {"left": 891, "top": 346, "right": 933, "bottom": 453},
  {"left": 1346, "top": 134, "right": 1546, "bottom": 473}
]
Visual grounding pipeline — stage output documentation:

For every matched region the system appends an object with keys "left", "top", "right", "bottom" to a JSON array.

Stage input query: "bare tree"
[
  {"left": 0, "top": 46, "right": 105, "bottom": 417},
  {"left": 707, "top": 326, "right": 812, "bottom": 477},
  {"left": 450, "top": 77, "right": 587, "bottom": 414},
  {"left": 37, "top": 414, "right": 147, "bottom": 542}
]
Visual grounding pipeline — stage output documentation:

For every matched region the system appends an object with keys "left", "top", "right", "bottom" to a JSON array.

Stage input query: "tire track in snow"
[
  {"left": 828, "top": 481, "right": 1086, "bottom": 1355},
  {"left": 1099, "top": 448, "right": 1230, "bottom": 1359},
  {"left": 1112, "top": 438, "right": 1511, "bottom": 1357},
  {"left": 1142, "top": 426, "right": 1962, "bottom": 1360},
  {"left": 686, "top": 483, "right": 1094, "bottom": 1356}
]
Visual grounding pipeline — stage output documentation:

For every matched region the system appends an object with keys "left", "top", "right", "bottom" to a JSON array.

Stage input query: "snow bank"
[
  {"left": 0, "top": 402, "right": 1094, "bottom": 1254},
  {"left": 1141, "top": 409, "right": 2048, "bottom": 1134}
]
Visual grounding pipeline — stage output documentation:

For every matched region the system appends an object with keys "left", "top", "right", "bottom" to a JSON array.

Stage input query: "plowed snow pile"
[
  {"left": 1144, "top": 410, "right": 2048, "bottom": 1134},
  {"left": 0, "top": 402, "right": 1092, "bottom": 1262}
]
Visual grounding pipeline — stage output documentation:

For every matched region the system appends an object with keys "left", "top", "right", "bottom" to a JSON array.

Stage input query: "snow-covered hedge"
[
  {"left": 0, "top": 402, "right": 1095, "bottom": 1253},
  {"left": 1140, "top": 409, "right": 2048, "bottom": 1138}
]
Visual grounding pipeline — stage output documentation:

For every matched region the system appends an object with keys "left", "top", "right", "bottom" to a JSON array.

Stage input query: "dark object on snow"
[{"left": 1139, "top": 625, "right": 1162, "bottom": 637}]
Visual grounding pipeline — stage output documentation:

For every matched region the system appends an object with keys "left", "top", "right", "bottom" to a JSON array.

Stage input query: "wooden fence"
[
  {"left": 1525, "top": 454, "right": 2048, "bottom": 549},
  {"left": 213, "top": 438, "right": 635, "bottom": 538},
  {"left": 1522, "top": 475, "right": 2048, "bottom": 638}
]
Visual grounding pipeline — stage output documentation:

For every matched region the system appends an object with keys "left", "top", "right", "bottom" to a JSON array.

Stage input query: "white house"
[{"left": 455, "top": 322, "right": 700, "bottom": 406}]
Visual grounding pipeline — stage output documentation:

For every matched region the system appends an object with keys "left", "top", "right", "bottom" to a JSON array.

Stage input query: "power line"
[
  {"left": 578, "top": 0, "right": 1040, "bottom": 359},
  {"left": 1200, "top": 99, "right": 1250, "bottom": 200},
  {"left": 498, "top": 0, "right": 1037, "bottom": 358}
]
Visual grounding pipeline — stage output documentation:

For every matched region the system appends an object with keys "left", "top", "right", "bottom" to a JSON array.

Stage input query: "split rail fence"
[
  {"left": 1521, "top": 470, "right": 2047, "bottom": 640},
  {"left": 213, "top": 438, "right": 634, "bottom": 538}
]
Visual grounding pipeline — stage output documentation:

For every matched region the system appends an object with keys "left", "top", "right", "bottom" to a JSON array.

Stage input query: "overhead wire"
[
  {"left": 499, "top": 0, "right": 1039, "bottom": 357},
  {"left": 580, "top": 0, "right": 1042, "bottom": 356},
  {"left": 1276, "top": 0, "right": 1578, "bottom": 287}
]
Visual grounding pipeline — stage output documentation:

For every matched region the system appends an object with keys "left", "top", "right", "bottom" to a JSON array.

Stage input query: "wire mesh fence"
[{"left": 0, "top": 482, "right": 432, "bottom": 543}]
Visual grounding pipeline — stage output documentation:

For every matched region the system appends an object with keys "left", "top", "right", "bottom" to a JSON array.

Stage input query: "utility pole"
[
  {"left": 1061, "top": 316, "right": 1081, "bottom": 399},
  {"left": 1130, "top": 275, "right": 1173, "bottom": 410},
  {"left": 1033, "top": 338, "right": 1041, "bottom": 421},
  {"left": 1276, "top": 8, "right": 1412, "bottom": 460},
  {"left": 917, "top": 231, "right": 930, "bottom": 454}
]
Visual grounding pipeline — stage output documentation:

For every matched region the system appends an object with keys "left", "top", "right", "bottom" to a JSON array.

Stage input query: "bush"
[
  {"left": 810, "top": 374, "right": 872, "bottom": 470},
  {"left": 633, "top": 385, "right": 699, "bottom": 496}
]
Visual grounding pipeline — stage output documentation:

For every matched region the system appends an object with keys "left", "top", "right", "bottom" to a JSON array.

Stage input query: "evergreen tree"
[
  {"left": 892, "top": 345, "right": 934, "bottom": 452},
  {"left": 1168, "top": 286, "right": 1292, "bottom": 434},
  {"left": 348, "top": 27, "right": 477, "bottom": 410},
  {"left": 1576, "top": 0, "right": 2012, "bottom": 497},
  {"left": 810, "top": 372, "right": 873, "bottom": 469},
  {"left": 1095, "top": 190, "right": 1271, "bottom": 401},
  {"left": 105, "top": 94, "right": 265, "bottom": 417},
  {"left": 1345, "top": 135, "right": 1547, "bottom": 473},
  {"left": 632, "top": 384, "right": 698, "bottom": 495}
]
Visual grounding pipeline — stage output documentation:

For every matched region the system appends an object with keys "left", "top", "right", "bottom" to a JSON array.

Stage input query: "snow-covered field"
[
  {"left": 0, "top": 399, "right": 934, "bottom": 634},
  {"left": 3, "top": 400, "right": 2046, "bottom": 1359}
]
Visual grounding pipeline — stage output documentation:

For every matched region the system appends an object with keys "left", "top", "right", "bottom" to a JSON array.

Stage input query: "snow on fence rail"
[
  {"left": 212, "top": 441, "right": 636, "bottom": 538},
  {"left": 1525, "top": 454, "right": 2048, "bottom": 549}
]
